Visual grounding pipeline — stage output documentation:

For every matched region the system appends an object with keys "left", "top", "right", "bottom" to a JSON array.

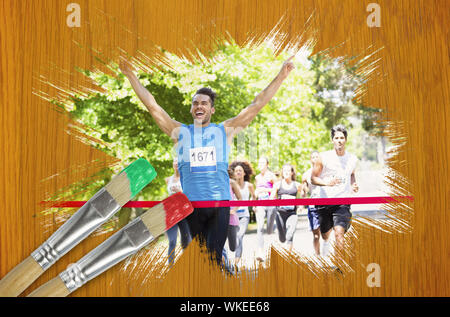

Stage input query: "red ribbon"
[{"left": 41, "top": 196, "right": 414, "bottom": 208}]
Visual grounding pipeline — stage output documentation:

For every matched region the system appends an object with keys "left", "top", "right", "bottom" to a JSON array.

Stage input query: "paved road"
[
  {"left": 222, "top": 207, "right": 390, "bottom": 270},
  {"left": 159, "top": 168, "right": 392, "bottom": 270},
  {"left": 222, "top": 167, "right": 391, "bottom": 269}
]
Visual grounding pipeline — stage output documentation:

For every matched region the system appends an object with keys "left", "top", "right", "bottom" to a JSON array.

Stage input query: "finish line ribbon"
[{"left": 42, "top": 196, "right": 414, "bottom": 208}]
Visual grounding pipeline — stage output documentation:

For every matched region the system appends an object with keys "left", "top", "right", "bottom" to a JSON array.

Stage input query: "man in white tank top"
[{"left": 311, "top": 125, "right": 359, "bottom": 259}]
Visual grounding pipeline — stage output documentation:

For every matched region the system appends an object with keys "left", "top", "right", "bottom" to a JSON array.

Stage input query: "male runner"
[
  {"left": 311, "top": 125, "right": 359, "bottom": 258},
  {"left": 120, "top": 55, "right": 295, "bottom": 265}
]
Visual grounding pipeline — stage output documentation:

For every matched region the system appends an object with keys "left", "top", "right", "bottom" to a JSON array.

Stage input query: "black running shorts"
[{"left": 315, "top": 204, "right": 352, "bottom": 234}]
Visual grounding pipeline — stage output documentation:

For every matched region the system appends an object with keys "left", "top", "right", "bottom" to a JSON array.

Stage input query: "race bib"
[
  {"left": 333, "top": 171, "right": 347, "bottom": 187},
  {"left": 189, "top": 146, "right": 217, "bottom": 173},
  {"left": 280, "top": 194, "right": 296, "bottom": 210},
  {"left": 258, "top": 192, "right": 270, "bottom": 200}
]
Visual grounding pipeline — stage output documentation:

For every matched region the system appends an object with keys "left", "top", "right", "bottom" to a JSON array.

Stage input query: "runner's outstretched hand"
[
  {"left": 119, "top": 56, "right": 135, "bottom": 78},
  {"left": 279, "top": 55, "right": 295, "bottom": 79}
]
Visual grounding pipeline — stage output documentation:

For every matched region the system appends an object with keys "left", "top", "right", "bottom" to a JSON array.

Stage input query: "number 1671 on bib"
[{"left": 189, "top": 146, "right": 217, "bottom": 173}]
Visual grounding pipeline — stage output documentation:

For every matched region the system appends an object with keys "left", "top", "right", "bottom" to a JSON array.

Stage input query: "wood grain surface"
[{"left": 0, "top": 0, "right": 448, "bottom": 297}]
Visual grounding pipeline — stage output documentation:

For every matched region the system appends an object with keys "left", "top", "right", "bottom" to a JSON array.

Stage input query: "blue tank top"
[{"left": 176, "top": 123, "right": 231, "bottom": 201}]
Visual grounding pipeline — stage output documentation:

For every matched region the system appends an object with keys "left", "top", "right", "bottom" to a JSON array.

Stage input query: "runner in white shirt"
[{"left": 311, "top": 125, "right": 359, "bottom": 257}]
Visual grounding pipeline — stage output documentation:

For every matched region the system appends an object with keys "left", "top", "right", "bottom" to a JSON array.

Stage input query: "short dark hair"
[
  {"left": 193, "top": 87, "right": 216, "bottom": 107},
  {"left": 331, "top": 124, "right": 348, "bottom": 139}
]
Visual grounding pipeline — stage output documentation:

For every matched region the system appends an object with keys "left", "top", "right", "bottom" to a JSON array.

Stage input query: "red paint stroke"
[
  {"left": 41, "top": 196, "right": 414, "bottom": 208},
  {"left": 160, "top": 192, "right": 194, "bottom": 229}
]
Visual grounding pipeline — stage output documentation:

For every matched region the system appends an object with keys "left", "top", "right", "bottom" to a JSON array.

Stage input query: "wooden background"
[{"left": 0, "top": 0, "right": 448, "bottom": 297}]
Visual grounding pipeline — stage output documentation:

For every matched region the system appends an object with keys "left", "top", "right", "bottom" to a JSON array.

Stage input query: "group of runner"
[
  {"left": 222, "top": 124, "right": 358, "bottom": 268},
  {"left": 119, "top": 54, "right": 359, "bottom": 271}
]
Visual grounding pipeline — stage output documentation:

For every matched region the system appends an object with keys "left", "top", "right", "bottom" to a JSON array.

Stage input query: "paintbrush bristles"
[
  {"left": 140, "top": 203, "right": 167, "bottom": 238},
  {"left": 104, "top": 158, "right": 157, "bottom": 206},
  {"left": 104, "top": 172, "right": 132, "bottom": 207}
]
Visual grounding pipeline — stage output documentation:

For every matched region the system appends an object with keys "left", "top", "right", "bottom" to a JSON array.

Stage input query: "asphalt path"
[
  {"left": 155, "top": 168, "right": 392, "bottom": 271},
  {"left": 222, "top": 207, "right": 390, "bottom": 270}
]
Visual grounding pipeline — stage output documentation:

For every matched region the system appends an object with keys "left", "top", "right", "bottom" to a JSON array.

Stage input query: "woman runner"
[
  {"left": 271, "top": 164, "right": 302, "bottom": 251},
  {"left": 229, "top": 161, "right": 255, "bottom": 266}
]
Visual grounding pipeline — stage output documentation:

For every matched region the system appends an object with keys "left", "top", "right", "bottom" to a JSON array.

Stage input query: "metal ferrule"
[
  {"left": 59, "top": 217, "right": 154, "bottom": 293},
  {"left": 31, "top": 188, "right": 121, "bottom": 271}
]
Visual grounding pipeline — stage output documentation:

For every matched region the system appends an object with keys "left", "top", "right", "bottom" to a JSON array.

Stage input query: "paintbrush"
[
  {"left": 0, "top": 158, "right": 156, "bottom": 297},
  {"left": 28, "top": 192, "right": 193, "bottom": 297}
]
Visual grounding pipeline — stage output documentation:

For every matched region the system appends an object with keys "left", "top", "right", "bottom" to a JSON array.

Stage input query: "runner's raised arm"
[
  {"left": 223, "top": 55, "right": 295, "bottom": 136},
  {"left": 119, "top": 57, "right": 181, "bottom": 141}
]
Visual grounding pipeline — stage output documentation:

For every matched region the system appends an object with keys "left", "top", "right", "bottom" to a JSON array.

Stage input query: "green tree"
[{"left": 309, "top": 54, "right": 383, "bottom": 134}]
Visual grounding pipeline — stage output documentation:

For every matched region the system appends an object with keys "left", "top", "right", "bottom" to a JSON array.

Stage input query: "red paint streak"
[{"left": 161, "top": 192, "right": 193, "bottom": 230}]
